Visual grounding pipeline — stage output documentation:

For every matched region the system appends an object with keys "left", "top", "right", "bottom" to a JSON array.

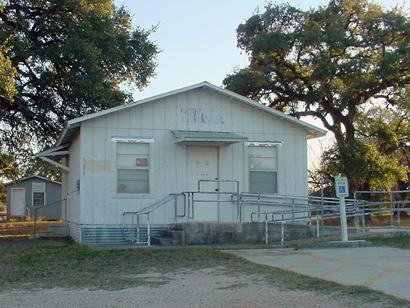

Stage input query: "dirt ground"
[
  {"left": 0, "top": 267, "right": 390, "bottom": 308},
  {"left": 0, "top": 238, "right": 408, "bottom": 307}
]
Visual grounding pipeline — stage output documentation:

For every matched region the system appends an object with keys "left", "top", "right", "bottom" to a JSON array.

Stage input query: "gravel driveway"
[{"left": 0, "top": 267, "right": 386, "bottom": 308}]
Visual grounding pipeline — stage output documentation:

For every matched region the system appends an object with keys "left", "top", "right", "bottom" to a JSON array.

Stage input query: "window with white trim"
[
  {"left": 248, "top": 146, "right": 278, "bottom": 194},
  {"left": 116, "top": 142, "right": 150, "bottom": 193},
  {"left": 32, "top": 182, "right": 46, "bottom": 206}
]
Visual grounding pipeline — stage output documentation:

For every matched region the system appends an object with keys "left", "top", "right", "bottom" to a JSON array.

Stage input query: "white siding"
[
  {"left": 79, "top": 87, "right": 308, "bottom": 225},
  {"left": 60, "top": 168, "right": 68, "bottom": 221},
  {"left": 66, "top": 132, "right": 82, "bottom": 224}
]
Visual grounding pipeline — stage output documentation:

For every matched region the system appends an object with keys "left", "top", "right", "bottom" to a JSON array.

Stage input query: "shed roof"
[
  {"left": 5, "top": 175, "right": 61, "bottom": 186},
  {"left": 172, "top": 130, "right": 247, "bottom": 145},
  {"left": 56, "top": 81, "right": 327, "bottom": 145}
]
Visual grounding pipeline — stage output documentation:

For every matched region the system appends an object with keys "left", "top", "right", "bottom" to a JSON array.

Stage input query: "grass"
[
  {"left": 0, "top": 238, "right": 409, "bottom": 307},
  {"left": 369, "top": 233, "right": 410, "bottom": 249},
  {"left": 0, "top": 221, "right": 62, "bottom": 238}
]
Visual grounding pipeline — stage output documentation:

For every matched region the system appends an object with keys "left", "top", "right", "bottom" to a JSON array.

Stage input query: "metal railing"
[
  {"left": 122, "top": 193, "right": 185, "bottom": 245},
  {"left": 122, "top": 179, "right": 240, "bottom": 245},
  {"left": 240, "top": 193, "right": 360, "bottom": 224},
  {"left": 354, "top": 190, "right": 410, "bottom": 227},
  {"left": 254, "top": 193, "right": 410, "bottom": 245},
  {"left": 121, "top": 183, "right": 410, "bottom": 246},
  {"left": 33, "top": 198, "right": 67, "bottom": 239},
  {"left": 183, "top": 192, "right": 240, "bottom": 222}
]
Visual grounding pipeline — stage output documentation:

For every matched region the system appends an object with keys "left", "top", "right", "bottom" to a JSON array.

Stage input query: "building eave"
[
  {"left": 56, "top": 81, "right": 327, "bottom": 145},
  {"left": 4, "top": 175, "right": 62, "bottom": 186}
]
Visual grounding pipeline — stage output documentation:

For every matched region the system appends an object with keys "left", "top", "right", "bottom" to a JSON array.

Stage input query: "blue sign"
[{"left": 335, "top": 176, "right": 349, "bottom": 197}]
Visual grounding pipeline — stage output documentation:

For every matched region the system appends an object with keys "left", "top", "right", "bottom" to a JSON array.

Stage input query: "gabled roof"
[
  {"left": 57, "top": 81, "right": 326, "bottom": 145},
  {"left": 5, "top": 175, "right": 61, "bottom": 186}
]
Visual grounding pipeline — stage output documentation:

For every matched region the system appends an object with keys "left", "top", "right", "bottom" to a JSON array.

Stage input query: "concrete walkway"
[{"left": 226, "top": 247, "right": 410, "bottom": 301}]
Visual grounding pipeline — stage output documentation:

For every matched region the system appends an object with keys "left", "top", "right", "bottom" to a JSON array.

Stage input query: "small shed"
[{"left": 6, "top": 176, "right": 62, "bottom": 220}]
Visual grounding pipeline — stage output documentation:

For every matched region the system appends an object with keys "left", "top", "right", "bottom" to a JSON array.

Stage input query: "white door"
[
  {"left": 11, "top": 188, "right": 25, "bottom": 216},
  {"left": 186, "top": 146, "right": 218, "bottom": 221}
]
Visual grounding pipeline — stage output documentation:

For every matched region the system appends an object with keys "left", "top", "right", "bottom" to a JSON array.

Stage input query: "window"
[
  {"left": 32, "top": 182, "right": 46, "bottom": 207},
  {"left": 33, "top": 192, "right": 45, "bottom": 207},
  {"left": 248, "top": 146, "right": 278, "bottom": 193},
  {"left": 116, "top": 142, "right": 150, "bottom": 193}
]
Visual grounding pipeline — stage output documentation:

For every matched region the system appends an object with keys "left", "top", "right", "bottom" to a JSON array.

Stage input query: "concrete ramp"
[{"left": 226, "top": 247, "right": 410, "bottom": 301}]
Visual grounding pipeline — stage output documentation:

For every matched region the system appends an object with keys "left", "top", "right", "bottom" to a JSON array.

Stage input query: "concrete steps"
[{"left": 150, "top": 228, "right": 185, "bottom": 246}]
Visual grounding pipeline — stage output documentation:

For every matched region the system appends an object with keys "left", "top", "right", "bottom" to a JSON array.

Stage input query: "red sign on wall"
[{"left": 136, "top": 158, "right": 148, "bottom": 167}]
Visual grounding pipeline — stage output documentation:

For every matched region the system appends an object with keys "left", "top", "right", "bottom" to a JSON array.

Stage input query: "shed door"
[
  {"left": 186, "top": 146, "right": 218, "bottom": 221},
  {"left": 11, "top": 188, "right": 25, "bottom": 216}
]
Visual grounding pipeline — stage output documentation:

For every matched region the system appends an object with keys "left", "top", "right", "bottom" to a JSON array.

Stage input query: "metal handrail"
[
  {"left": 256, "top": 196, "right": 410, "bottom": 245},
  {"left": 241, "top": 192, "right": 358, "bottom": 202},
  {"left": 33, "top": 198, "right": 67, "bottom": 239},
  {"left": 123, "top": 194, "right": 179, "bottom": 216},
  {"left": 355, "top": 190, "right": 410, "bottom": 194},
  {"left": 239, "top": 192, "right": 364, "bottom": 224},
  {"left": 240, "top": 193, "right": 358, "bottom": 205},
  {"left": 122, "top": 179, "right": 241, "bottom": 245},
  {"left": 122, "top": 193, "right": 185, "bottom": 245},
  {"left": 120, "top": 186, "right": 409, "bottom": 246},
  {"left": 252, "top": 200, "right": 410, "bottom": 223}
]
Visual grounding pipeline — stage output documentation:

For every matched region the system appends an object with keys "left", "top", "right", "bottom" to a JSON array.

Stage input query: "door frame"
[
  {"left": 185, "top": 145, "right": 220, "bottom": 222},
  {"left": 185, "top": 145, "right": 220, "bottom": 190},
  {"left": 10, "top": 187, "right": 26, "bottom": 217}
]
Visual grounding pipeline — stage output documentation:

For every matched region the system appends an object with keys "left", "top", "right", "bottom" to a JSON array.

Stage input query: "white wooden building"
[{"left": 34, "top": 82, "right": 326, "bottom": 244}]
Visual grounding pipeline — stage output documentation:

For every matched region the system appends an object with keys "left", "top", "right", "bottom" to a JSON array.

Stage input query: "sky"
[{"left": 115, "top": 0, "right": 409, "bottom": 169}]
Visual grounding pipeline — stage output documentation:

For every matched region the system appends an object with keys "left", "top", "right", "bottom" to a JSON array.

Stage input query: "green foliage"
[
  {"left": 0, "top": 43, "right": 17, "bottom": 102},
  {"left": 357, "top": 107, "right": 409, "bottom": 157},
  {"left": 224, "top": 0, "right": 410, "bottom": 187},
  {"left": 356, "top": 105, "right": 409, "bottom": 189},
  {"left": 322, "top": 141, "right": 408, "bottom": 190},
  {"left": 361, "top": 143, "right": 407, "bottom": 190},
  {"left": 0, "top": 0, "right": 159, "bottom": 169},
  {"left": 320, "top": 91, "right": 410, "bottom": 191},
  {"left": 0, "top": 150, "right": 19, "bottom": 205},
  {"left": 0, "top": 152, "right": 18, "bottom": 180}
]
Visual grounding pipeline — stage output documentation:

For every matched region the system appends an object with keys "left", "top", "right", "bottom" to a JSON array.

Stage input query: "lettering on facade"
[{"left": 180, "top": 107, "right": 225, "bottom": 125}]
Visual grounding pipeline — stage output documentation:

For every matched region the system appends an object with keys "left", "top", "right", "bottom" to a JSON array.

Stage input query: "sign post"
[{"left": 335, "top": 176, "right": 349, "bottom": 242}]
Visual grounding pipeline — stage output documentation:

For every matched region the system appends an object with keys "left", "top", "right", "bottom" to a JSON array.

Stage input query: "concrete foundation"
[
  {"left": 295, "top": 240, "right": 372, "bottom": 250},
  {"left": 39, "top": 224, "right": 69, "bottom": 238},
  {"left": 153, "top": 222, "right": 362, "bottom": 245}
]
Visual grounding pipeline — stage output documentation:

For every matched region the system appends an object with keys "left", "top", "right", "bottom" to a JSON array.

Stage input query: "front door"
[
  {"left": 186, "top": 146, "right": 218, "bottom": 221},
  {"left": 11, "top": 188, "right": 25, "bottom": 216}
]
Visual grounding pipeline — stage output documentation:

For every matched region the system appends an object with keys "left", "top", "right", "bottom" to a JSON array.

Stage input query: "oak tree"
[
  {"left": 224, "top": 0, "right": 410, "bottom": 188},
  {"left": 0, "top": 0, "right": 158, "bottom": 152}
]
